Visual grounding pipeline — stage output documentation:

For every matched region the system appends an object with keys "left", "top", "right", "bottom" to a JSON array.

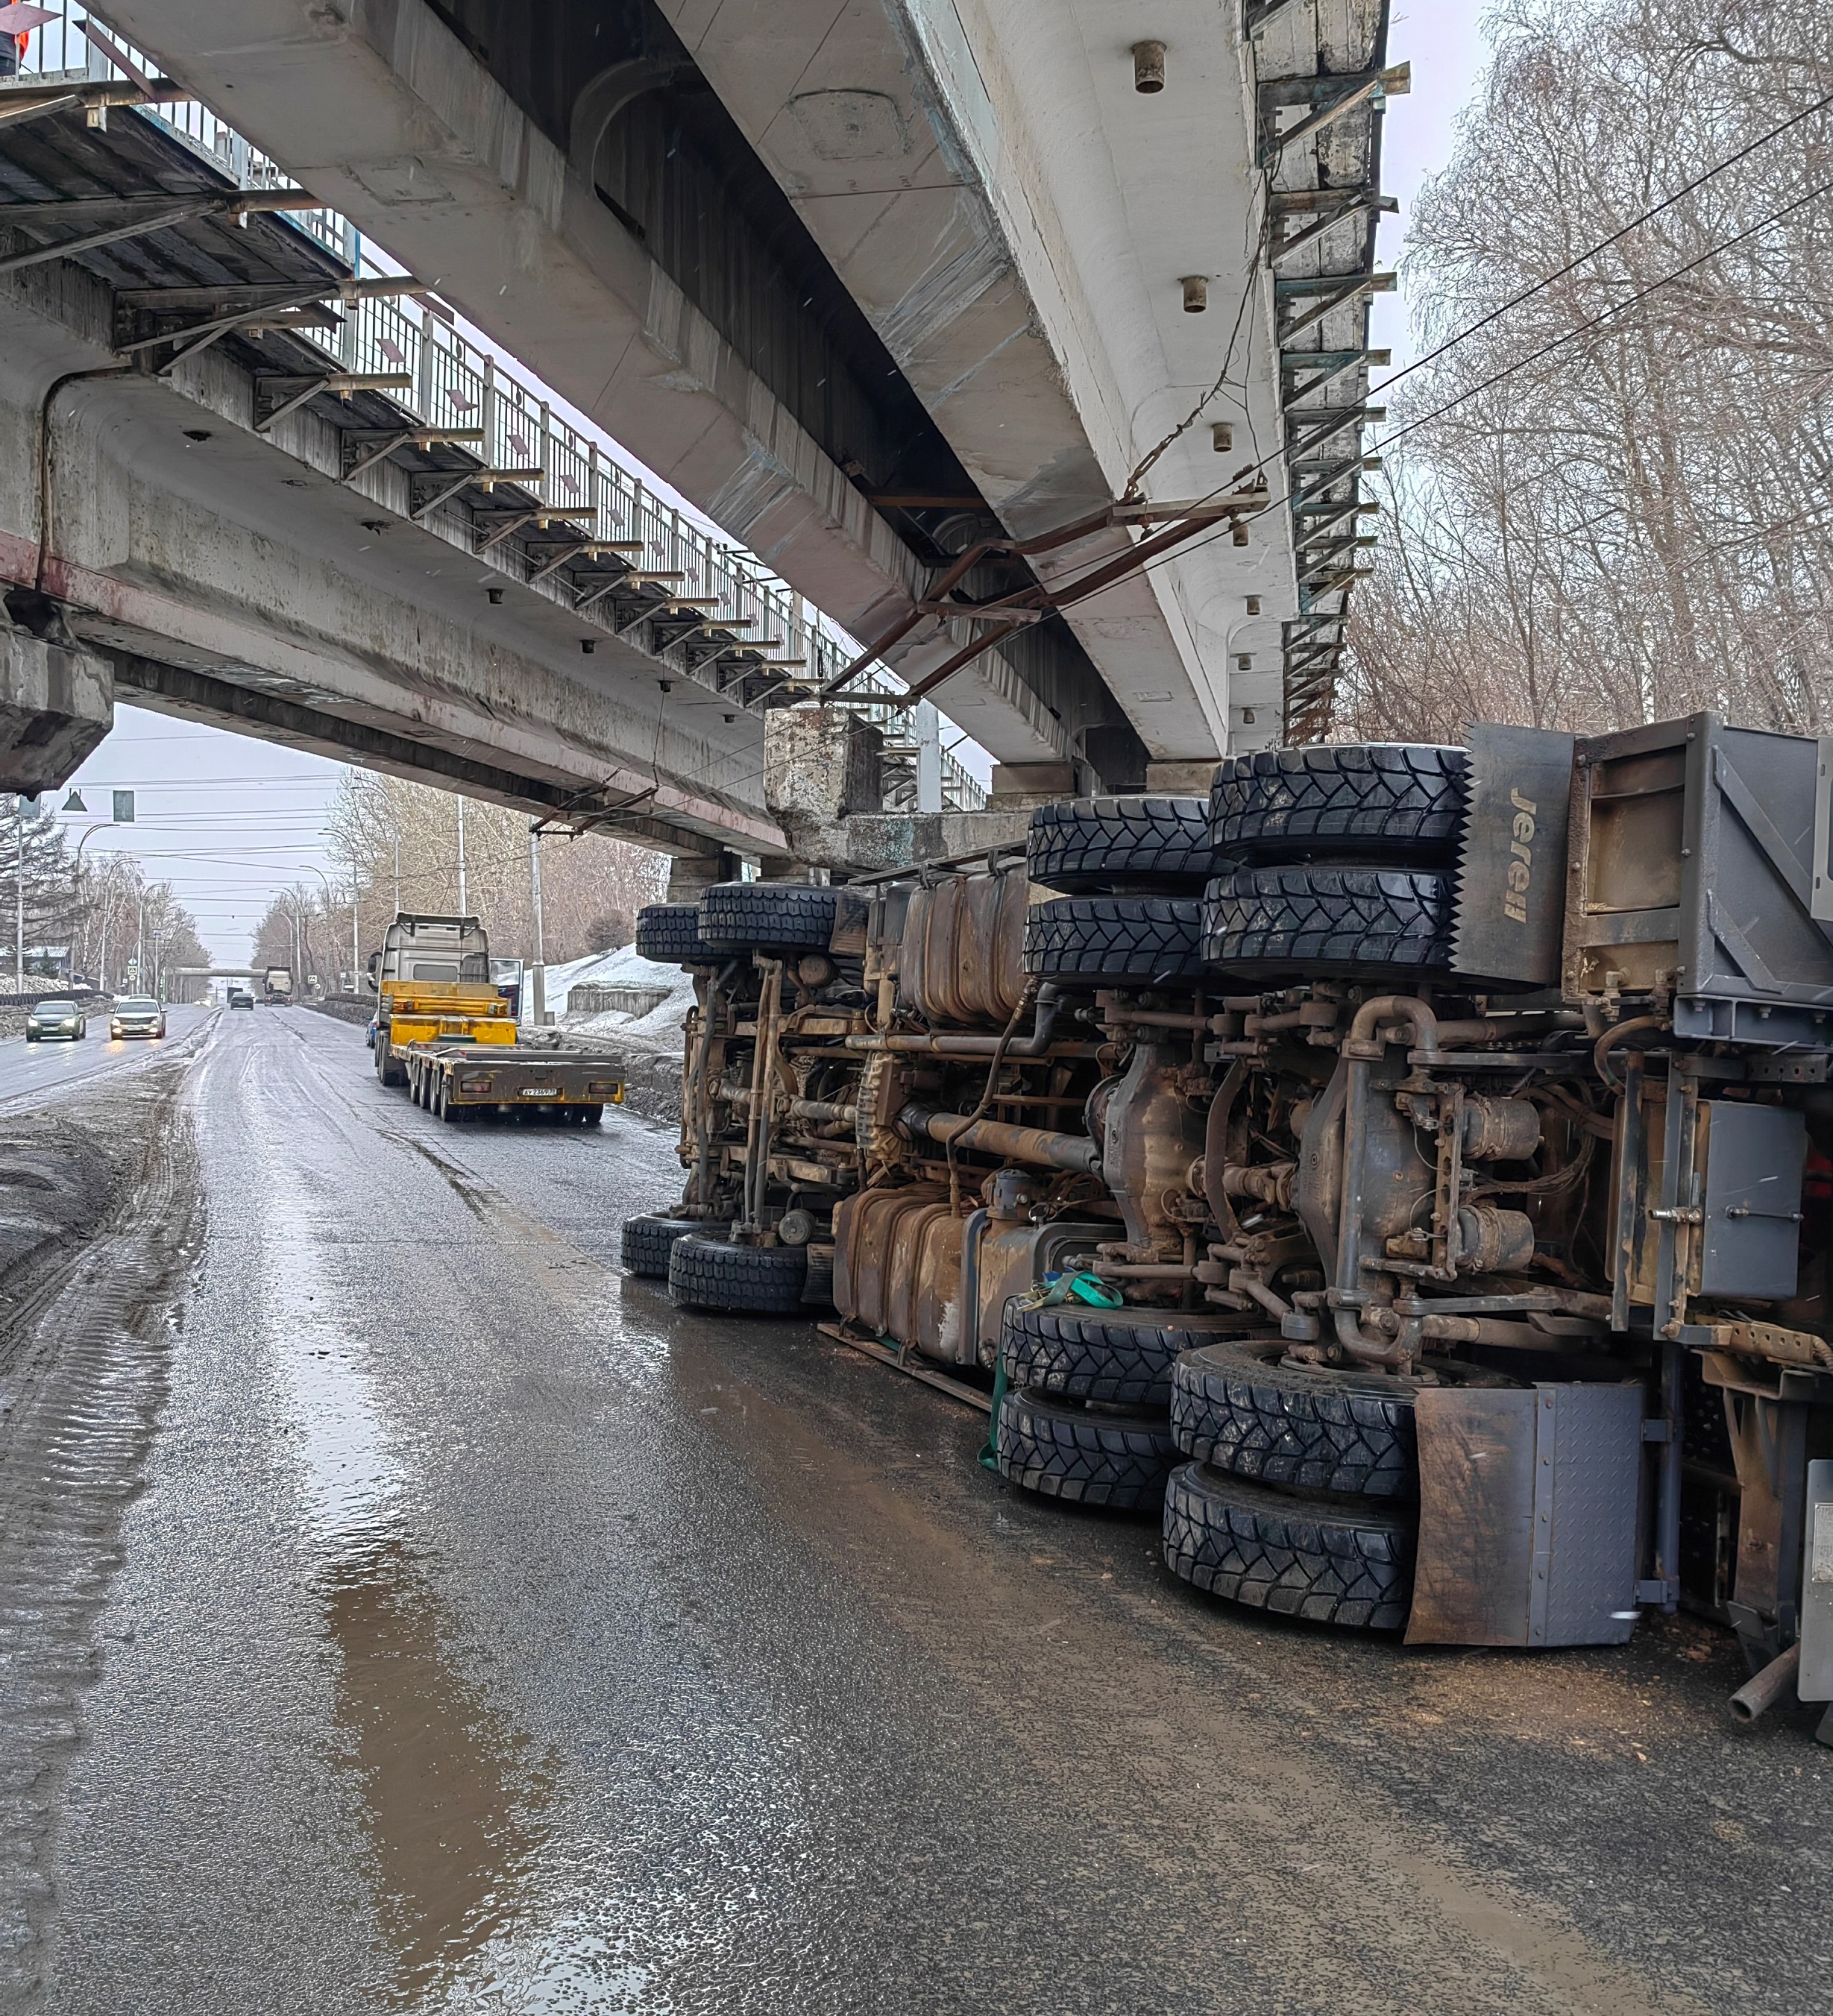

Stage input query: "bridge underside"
[
  {"left": 102, "top": 0, "right": 1245, "bottom": 785},
  {"left": 0, "top": 101, "right": 786, "bottom": 861}
]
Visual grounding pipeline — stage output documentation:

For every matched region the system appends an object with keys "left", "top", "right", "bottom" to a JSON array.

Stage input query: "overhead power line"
[
  {"left": 1372, "top": 82, "right": 1833, "bottom": 403},
  {"left": 1106, "top": 177, "right": 1833, "bottom": 608}
]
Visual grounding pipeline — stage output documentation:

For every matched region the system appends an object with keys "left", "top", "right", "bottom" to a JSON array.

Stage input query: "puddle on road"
[
  {"left": 319, "top": 1531, "right": 555, "bottom": 2010},
  {"left": 272, "top": 1254, "right": 555, "bottom": 2005}
]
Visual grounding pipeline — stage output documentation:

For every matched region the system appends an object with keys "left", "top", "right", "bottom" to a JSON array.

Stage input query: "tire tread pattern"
[
  {"left": 1002, "top": 1305, "right": 1272, "bottom": 1408},
  {"left": 1028, "top": 796, "right": 1213, "bottom": 892},
  {"left": 698, "top": 883, "right": 837, "bottom": 953},
  {"left": 1202, "top": 864, "right": 1450, "bottom": 972},
  {"left": 1169, "top": 1343, "right": 1417, "bottom": 1496},
  {"left": 1162, "top": 1464, "right": 1414, "bottom": 1628},
  {"left": 996, "top": 1387, "right": 1179, "bottom": 1509},
  {"left": 1213, "top": 743, "right": 1465, "bottom": 863},
  {"left": 635, "top": 904, "right": 722, "bottom": 966},
  {"left": 1023, "top": 896, "right": 1203, "bottom": 984},
  {"left": 668, "top": 1233, "right": 809, "bottom": 1312},
  {"left": 620, "top": 1213, "right": 703, "bottom": 1278}
]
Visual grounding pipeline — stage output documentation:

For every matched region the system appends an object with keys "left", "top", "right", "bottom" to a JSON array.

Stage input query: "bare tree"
[
  {"left": 324, "top": 773, "right": 668, "bottom": 971},
  {"left": 1339, "top": 0, "right": 1833, "bottom": 743}
]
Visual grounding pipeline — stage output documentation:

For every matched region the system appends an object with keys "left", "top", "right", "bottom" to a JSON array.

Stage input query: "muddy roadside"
[{"left": 0, "top": 1051, "right": 204, "bottom": 2006}]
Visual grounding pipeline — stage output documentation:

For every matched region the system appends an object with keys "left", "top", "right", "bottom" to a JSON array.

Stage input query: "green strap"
[{"left": 978, "top": 1349, "right": 1008, "bottom": 1471}]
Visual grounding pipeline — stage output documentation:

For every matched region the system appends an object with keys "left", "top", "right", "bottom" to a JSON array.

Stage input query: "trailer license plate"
[{"left": 520, "top": 1087, "right": 559, "bottom": 1097}]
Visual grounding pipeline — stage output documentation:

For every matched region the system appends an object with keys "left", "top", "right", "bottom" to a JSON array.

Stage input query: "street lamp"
[
  {"left": 528, "top": 820, "right": 547, "bottom": 1026},
  {"left": 292, "top": 863, "right": 358, "bottom": 996}
]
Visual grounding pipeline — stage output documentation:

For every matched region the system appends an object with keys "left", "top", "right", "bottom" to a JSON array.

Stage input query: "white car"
[{"left": 110, "top": 996, "right": 166, "bottom": 1040}]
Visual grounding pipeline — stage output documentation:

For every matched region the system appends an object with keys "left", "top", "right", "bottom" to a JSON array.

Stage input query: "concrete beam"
[
  {"left": 661, "top": 0, "right": 1298, "bottom": 760},
  {"left": 99, "top": 0, "right": 1078, "bottom": 769},
  {"left": 0, "top": 254, "right": 786, "bottom": 854}
]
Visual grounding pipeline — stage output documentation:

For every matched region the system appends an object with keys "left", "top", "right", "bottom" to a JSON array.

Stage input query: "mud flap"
[{"left": 1406, "top": 1383, "right": 1644, "bottom": 1646}]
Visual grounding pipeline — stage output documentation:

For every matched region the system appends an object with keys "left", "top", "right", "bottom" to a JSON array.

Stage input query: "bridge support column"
[
  {"left": 764, "top": 708, "right": 884, "bottom": 872},
  {"left": 0, "top": 597, "right": 113, "bottom": 793}
]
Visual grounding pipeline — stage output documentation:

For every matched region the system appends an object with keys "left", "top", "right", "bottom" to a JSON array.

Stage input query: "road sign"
[{"left": 112, "top": 790, "right": 135, "bottom": 823}]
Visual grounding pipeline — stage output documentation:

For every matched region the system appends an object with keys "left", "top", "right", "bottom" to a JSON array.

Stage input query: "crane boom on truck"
[{"left": 367, "top": 912, "right": 624, "bottom": 1124}]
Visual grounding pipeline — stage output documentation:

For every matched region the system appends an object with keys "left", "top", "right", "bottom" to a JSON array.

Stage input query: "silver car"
[
  {"left": 110, "top": 995, "right": 166, "bottom": 1040},
  {"left": 25, "top": 998, "right": 87, "bottom": 1042}
]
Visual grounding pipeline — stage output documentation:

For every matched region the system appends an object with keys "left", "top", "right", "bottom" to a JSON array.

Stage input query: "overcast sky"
[{"left": 52, "top": 3, "right": 1494, "bottom": 971}]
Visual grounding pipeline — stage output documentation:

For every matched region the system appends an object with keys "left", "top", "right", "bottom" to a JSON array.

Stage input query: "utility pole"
[
  {"left": 351, "top": 880, "right": 360, "bottom": 994},
  {"left": 528, "top": 822, "right": 547, "bottom": 1026},
  {"left": 456, "top": 796, "right": 468, "bottom": 915}
]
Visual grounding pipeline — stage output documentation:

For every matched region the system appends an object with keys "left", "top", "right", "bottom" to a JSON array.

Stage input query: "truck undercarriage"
[{"left": 622, "top": 714, "right": 1833, "bottom": 1728}]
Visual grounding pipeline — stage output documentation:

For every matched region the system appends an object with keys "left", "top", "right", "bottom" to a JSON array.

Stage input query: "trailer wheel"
[
  {"left": 1001, "top": 1305, "right": 1274, "bottom": 1409},
  {"left": 635, "top": 903, "right": 724, "bottom": 966},
  {"left": 1212, "top": 743, "right": 1466, "bottom": 866},
  {"left": 698, "top": 882, "right": 838, "bottom": 954},
  {"left": 995, "top": 1387, "right": 1180, "bottom": 1510},
  {"left": 1171, "top": 1342, "right": 1421, "bottom": 1497},
  {"left": 1161, "top": 1463, "right": 1414, "bottom": 1629},
  {"left": 668, "top": 1232, "right": 809, "bottom": 1314},
  {"left": 620, "top": 1214, "right": 704, "bottom": 1278},
  {"left": 1028, "top": 796, "right": 1213, "bottom": 894},
  {"left": 1201, "top": 864, "right": 1450, "bottom": 977},
  {"left": 1022, "top": 896, "right": 1203, "bottom": 986}
]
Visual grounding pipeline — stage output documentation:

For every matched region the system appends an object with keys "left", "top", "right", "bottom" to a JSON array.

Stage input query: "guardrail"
[{"left": 6, "top": 5, "right": 987, "bottom": 815}]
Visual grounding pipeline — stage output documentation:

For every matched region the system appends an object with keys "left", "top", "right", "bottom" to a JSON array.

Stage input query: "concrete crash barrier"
[{"left": 620, "top": 722, "right": 1833, "bottom": 1713}]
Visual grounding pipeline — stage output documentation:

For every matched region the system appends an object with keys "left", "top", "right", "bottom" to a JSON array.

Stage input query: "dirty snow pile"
[{"left": 546, "top": 944, "right": 696, "bottom": 1054}]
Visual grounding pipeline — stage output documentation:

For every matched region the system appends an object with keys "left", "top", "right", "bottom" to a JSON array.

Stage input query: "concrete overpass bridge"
[{"left": 1, "top": 1, "right": 1395, "bottom": 860}]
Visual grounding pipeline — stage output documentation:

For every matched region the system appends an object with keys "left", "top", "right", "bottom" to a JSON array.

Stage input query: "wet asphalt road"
[
  {"left": 10, "top": 1007, "right": 1833, "bottom": 2014},
  {"left": 0, "top": 1004, "right": 207, "bottom": 1115}
]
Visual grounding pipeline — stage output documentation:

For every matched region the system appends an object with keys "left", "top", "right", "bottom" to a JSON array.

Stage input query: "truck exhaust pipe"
[
  {"left": 1729, "top": 1642, "right": 1800, "bottom": 1724},
  {"left": 897, "top": 1103, "right": 1102, "bottom": 1176}
]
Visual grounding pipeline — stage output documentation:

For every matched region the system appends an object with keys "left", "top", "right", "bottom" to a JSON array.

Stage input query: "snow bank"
[{"left": 545, "top": 944, "right": 695, "bottom": 1055}]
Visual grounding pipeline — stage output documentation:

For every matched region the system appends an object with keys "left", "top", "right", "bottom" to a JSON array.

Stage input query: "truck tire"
[
  {"left": 668, "top": 1232, "right": 809, "bottom": 1314},
  {"left": 1022, "top": 896, "right": 1203, "bottom": 986},
  {"left": 995, "top": 1387, "right": 1180, "bottom": 1510},
  {"left": 620, "top": 1213, "right": 703, "bottom": 1278},
  {"left": 1170, "top": 1342, "right": 1419, "bottom": 1497},
  {"left": 635, "top": 903, "right": 723, "bottom": 966},
  {"left": 1002, "top": 1305, "right": 1271, "bottom": 1409},
  {"left": 1212, "top": 743, "right": 1466, "bottom": 865},
  {"left": 698, "top": 882, "right": 837, "bottom": 954},
  {"left": 1028, "top": 796, "right": 1213, "bottom": 894},
  {"left": 1161, "top": 1464, "right": 1414, "bottom": 1628},
  {"left": 1201, "top": 864, "right": 1450, "bottom": 976},
  {"left": 374, "top": 1033, "right": 405, "bottom": 1089}
]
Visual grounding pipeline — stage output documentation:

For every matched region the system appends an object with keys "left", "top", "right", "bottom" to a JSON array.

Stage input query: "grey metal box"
[
  {"left": 1564, "top": 714, "right": 1833, "bottom": 1050},
  {"left": 1802, "top": 1460, "right": 1833, "bottom": 1703},
  {"left": 1409, "top": 1382, "right": 1644, "bottom": 1646},
  {"left": 1700, "top": 1100, "right": 1806, "bottom": 1301}
]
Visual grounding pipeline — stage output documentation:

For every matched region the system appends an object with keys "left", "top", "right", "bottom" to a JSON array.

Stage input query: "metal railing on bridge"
[{"left": 6, "top": 4, "right": 988, "bottom": 815}]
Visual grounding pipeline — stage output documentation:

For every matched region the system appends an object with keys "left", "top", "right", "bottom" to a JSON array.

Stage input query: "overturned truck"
[{"left": 624, "top": 714, "right": 1833, "bottom": 1721}]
